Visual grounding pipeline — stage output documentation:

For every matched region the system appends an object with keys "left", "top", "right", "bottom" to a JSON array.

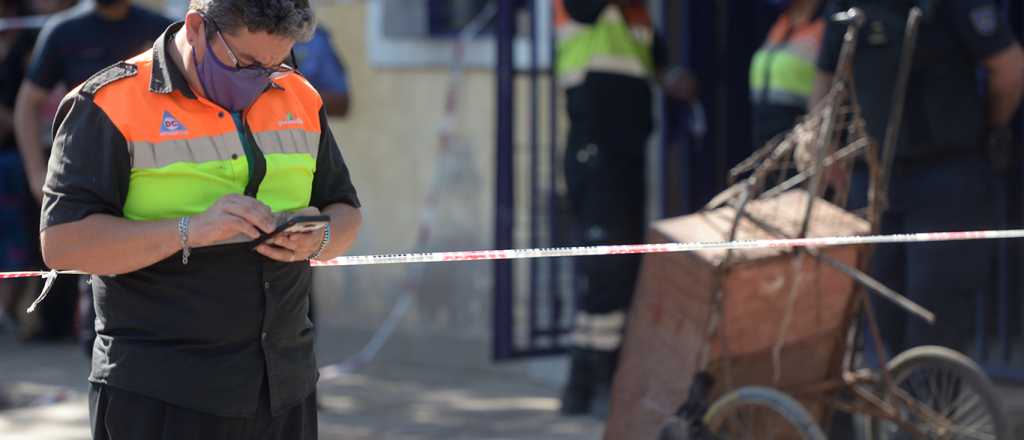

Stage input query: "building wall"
[{"left": 312, "top": 2, "right": 511, "bottom": 356}]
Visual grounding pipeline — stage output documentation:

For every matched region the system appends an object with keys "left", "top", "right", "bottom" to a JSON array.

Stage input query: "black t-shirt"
[
  {"left": 817, "top": 0, "right": 1016, "bottom": 158},
  {"left": 27, "top": 4, "right": 171, "bottom": 90}
]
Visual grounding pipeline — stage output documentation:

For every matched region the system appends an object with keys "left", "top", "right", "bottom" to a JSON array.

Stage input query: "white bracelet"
[
  {"left": 178, "top": 216, "right": 191, "bottom": 265},
  {"left": 308, "top": 223, "right": 331, "bottom": 260}
]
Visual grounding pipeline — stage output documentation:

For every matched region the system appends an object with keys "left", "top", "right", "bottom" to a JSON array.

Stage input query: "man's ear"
[{"left": 184, "top": 11, "right": 205, "bottom": 46}]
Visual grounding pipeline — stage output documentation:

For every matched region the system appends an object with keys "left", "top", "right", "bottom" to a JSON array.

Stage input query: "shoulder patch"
[
  {"left": 969, "top": 4, "right": 998, "bottom": 37},
  {"left": 81, "top": 62, "right": 138, "bottom": 97}
]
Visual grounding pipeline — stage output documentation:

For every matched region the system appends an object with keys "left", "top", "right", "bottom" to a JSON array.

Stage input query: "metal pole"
[
  {"left": 547, "top": 0, "right": 564, "bottom": 337},
  {"left": 494, "top": 0, "right": 516, "bottom": 360},
  {"left": 528, "top": 0, "right": 541, "bottom": 344}
]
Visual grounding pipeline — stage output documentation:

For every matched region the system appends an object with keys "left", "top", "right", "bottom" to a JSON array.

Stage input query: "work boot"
[
  {"left": 590, "top": 349, "right": 619, "bottom": 420},
  {"left": 560, "top": 349, "right": 594, "bottom": 415}
]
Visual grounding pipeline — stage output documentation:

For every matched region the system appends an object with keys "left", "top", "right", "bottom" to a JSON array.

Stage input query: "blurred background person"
[
  {"left": 13, "top": 0, "right": 168, "bottom": 346},
  {"left": 0, "top": 0, "right": 75, "bottom": 335},
  {"left": 749, "top": 0, "right": 824, "bottom": 148},
  {"left": 293, "top": 24, "right": 351, "bottom": 119},
  {"left": 554, "top": 0, "right": 697, "bottom": 418},
  {"left": 813, "top": 0, "right": 1024, "bottom": 367}
]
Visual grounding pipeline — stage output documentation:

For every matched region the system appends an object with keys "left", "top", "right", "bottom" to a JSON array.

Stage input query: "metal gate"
[{"left": 493, "top": 0, "right": 573, "bottom": 360}]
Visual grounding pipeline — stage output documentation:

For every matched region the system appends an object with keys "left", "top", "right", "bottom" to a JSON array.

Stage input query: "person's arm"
[
  {"left": 13, "top": 80, "right": 50, "bottom": 203},
  {"left": 16, "top": 21, "right": 64, "bottom": 203},
  {"left": 0, "top": 105, "right": 12, "bottom": 141},
  {"left": 948, "top": 1, "right": 1022, "bottom": 127},
  {"left": 256, "top": 107, "right": 361, "bottom": 261},
  {"left": 322, "top": 93, "right": 350, "bottom": 118},
  {"left": 983, "top": 44, "right": 1024, "bottom": 127},
  {"left": 40, "top": 92, "right": 276, "bottom": 275}
]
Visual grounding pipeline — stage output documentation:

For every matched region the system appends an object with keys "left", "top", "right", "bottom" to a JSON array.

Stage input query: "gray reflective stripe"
[
  {"left": 253, "top": 129, "right": 319, "bottom": 158},
  {"left": 750, "top": 88, "right": 808, "bottom": 108},
  {"left": 130, "top": 129, "right": 319, "bottom": 170},
  {"left": 131, "top": 132, "right": 244, "bottom": 169},
  {"left": 572, "top": 311, "right": 626, "bottom": 350}
]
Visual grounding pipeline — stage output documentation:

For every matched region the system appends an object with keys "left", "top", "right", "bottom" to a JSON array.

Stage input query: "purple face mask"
[{"left": 193, "top": 37, "right": 270, "bottom": 112}]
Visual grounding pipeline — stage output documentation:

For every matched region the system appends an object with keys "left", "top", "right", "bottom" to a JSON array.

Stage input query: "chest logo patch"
[
  {"left": 160, "top": 111, "right": 188, "bottom": 136},
  {"left": 278, "top": 112, "right": 304, "bottom": 126}
]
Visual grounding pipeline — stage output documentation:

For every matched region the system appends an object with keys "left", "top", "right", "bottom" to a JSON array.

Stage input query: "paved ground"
[
  {"left": 4, "top": 327, "right": 1024, "bottom": 439},
  {"left": 0, "top": 327, "right": 603, "bottom": 440}
]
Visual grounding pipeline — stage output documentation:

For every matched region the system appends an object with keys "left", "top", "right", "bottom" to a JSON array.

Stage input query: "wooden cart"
[{"left": 605, "top": 7, "right": 1010, "bottom": 440}]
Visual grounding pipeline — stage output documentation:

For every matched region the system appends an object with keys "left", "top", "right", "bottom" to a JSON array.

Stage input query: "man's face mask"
[{"left": 192, "top": 19, "right": 278, "bottom": 112}]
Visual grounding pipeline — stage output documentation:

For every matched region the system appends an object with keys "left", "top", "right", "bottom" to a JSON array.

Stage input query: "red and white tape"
[
  {"left": 3, "top": 229, "right": 1023, "bottom": 280},
  {"left": 310, "top": 229, "right": 1024, "bottom": 267}
]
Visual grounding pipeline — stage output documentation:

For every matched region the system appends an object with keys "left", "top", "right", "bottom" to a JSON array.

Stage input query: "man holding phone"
[{"left": 37, "top": 0, "right": 361, "bottom": 437}]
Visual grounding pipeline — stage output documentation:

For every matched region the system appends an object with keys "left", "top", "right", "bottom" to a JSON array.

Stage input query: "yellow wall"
[
  {"left": 311, "top": 2, "right": 564, "bottom": 349},
  {"left": 313, "top": 2, "right": 499, "bottom": 341}
]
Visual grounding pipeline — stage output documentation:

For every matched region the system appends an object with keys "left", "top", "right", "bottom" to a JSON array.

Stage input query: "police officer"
[
  {"left": 555, "top": 0, "right": 697, "bottom": 418},
  {"left": 812, "top": 0, "right": 1024, "bottom": 365}
]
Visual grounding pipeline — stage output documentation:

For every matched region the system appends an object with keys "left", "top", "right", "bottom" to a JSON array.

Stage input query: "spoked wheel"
[
  {"left": 871, "top": 346, "right": 1009, "bottom": 440},
  {"left": 703, "top": 387, "right": 827, "bottom": 440}
]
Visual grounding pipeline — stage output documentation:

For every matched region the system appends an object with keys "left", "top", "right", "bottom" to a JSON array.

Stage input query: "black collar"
[{"left": 150, "top": 21, "right": 197, "bottom": 99}]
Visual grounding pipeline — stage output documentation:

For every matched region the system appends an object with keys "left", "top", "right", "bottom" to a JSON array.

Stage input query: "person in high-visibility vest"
[
  {"left": 37, "top": 0, "right": 363, "bottom": 436},
  {"left": 555, "top": 0, "right": 697, "bottom": 418},
  {"left": 749, "top": 0, "right": 824, "bottom": 148}
]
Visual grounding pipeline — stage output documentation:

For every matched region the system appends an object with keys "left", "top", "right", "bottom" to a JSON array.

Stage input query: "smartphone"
[{"left": 253, "top": 214, "right": 330, "bottom": 247}]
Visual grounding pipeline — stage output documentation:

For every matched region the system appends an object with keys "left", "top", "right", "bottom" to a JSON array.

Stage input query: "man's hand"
[
  {"left": 661, "top": 67, "right": 699, "bottom": 102},
  {"left": 255, "top": 207, "right": 326, "bottom": 263},
  {"left": 188, "top": 194, "right": 276, "bottom": 247}
]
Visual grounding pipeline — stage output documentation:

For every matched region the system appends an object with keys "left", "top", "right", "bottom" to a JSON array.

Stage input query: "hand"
[
  {"left": 255, "top": 229, "right": 325, "bottom": 263},
  {"left": 256, "top": 206, "right": 327, "bottom": 263},
  {"left": 188, "top": 194, "right": 276, "bottom": 247},
  {"left": 662, "top": 68, "right": 699, "bottom": 102}
]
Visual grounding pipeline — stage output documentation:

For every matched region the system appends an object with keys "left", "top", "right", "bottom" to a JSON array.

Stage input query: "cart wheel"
[
  {"left": 871, "top": 345, "right": 1009, "bottom": 439},
  {"left": 703, "top": 386, "right": 827, "bottom": 440}
]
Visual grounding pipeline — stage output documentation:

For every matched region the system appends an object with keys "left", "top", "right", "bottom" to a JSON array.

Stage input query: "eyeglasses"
[{"left": 204, "top": 16, "right": 295, "bottom": 77}]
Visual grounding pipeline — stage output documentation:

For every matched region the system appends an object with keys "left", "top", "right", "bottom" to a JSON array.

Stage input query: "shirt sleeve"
[
  {"left": 815, "top": 0, "right": 845, "bottom": 73},
  {"left": 945, "top": 0, "right": 1016, "bottom": 62},
  {"left": 309, "top": 108, "right": 360, "bottom": 210},
  {"left": 40, "top": 92, "right": 131, "bottom": 231},
  {"left": 26, "top": 20, "right": 64, "bottom": 89}
]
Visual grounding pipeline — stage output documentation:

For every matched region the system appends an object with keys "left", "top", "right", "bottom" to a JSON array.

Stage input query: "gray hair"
[{"left": 188, "top": 0, "right": 316, "bottom": 43}]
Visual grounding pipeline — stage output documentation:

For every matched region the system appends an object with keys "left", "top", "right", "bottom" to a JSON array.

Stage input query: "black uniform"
[
  {"left": 559, "top": 0, "right": 665, "bottom": 417},
  {"left": 818, "top": 0, "right": 1017, "bottom": 360}
]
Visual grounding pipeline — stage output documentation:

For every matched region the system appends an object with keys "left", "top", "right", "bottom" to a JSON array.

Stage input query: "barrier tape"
[
  {"left": 5, "top": 230, "right": 1023, "bottom": 281},
  {"left": 309, "top": 229, "right": 1024, "bottom": 267}
]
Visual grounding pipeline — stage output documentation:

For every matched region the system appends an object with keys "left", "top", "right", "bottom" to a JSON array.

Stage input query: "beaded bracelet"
[
  {"left": 178, "top": 216, "right": 191, "bottom": 265},
  {"left": 308, "top": 223, "right": 331, "bottom": 260}
]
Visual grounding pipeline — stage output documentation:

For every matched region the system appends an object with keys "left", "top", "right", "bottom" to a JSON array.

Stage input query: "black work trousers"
[
  {"left": 563, "top": 79, "right": 650, "bottom": 316},
  {"left": 89, "top": 380, "right": 317, "bottom": 440}
]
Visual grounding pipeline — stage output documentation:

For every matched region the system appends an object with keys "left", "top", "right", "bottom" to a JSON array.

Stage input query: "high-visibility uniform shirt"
[
  {"left": 40, "top": 22, "right": 360, "bottom": 417},
  {"left": 749, "top": 13, "right": 824, "bottom": 147},
  {"left": 554, "top": 0, "right": 656, "bottom": 88}
]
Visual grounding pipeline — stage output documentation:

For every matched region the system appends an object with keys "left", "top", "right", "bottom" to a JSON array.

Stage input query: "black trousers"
[
  {"left": 89, "top": 381, "right": 317, "bottom": 440},
  {"left": 563, "top": 82, "right": 649, "bottom": 315}
]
